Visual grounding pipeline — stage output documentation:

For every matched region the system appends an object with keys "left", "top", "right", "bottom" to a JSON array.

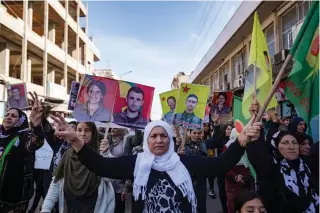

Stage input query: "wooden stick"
[
  {"left": 104, "top": 122, "right": 110, "bottom": 140},
  {"left": 253, "top": 64, "right": 257, "bottom": 97},
  {"left": 174, "top": 124, "right": 181, "bottom": 138},
  {"left": 256, "top": 54, "right": 292, "bottom": 121},
  {"left": 180, "top": 127, "right": 188, "bottom": 149}
]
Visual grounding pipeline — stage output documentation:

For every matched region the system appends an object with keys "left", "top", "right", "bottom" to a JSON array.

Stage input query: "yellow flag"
[{"left": 242, "top": 12, "right": 277, "bottom": 119}]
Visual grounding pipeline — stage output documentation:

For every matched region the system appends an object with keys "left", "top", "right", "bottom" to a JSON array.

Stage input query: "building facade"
[
  {"left": 189, "top": 1, "right": 311, "bottom": 98},
  {"left": 171, "top": 72, "right": 190, "bottom": 89},
  {"left": 0, "top": 0, "right": 100, "bottom": 105},
  {"left": 94, "top": 69, "right": 120, "bottom": 80}
]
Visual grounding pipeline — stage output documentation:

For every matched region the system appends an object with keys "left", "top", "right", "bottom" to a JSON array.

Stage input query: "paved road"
[{"left": 30, "top": 179, "right": 223, "bottom": 213}]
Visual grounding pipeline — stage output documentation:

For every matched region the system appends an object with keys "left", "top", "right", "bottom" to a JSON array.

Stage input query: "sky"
[{"left": 87, "top": 1, "right": 242, "bottom": 120}]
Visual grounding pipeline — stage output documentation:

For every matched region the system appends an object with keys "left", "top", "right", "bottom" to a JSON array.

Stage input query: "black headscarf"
[
  {"left": 53, "top": 122, "right": 101, "bottom": 198},
  {"left": 288, "top": 117, "right": 306, "bottom": 133},
  {"left": 0, "top": 108, "right": 29, "bottom": 146}
]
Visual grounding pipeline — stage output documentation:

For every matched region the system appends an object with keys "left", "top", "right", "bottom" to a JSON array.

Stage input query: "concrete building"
[
  {"left": 189, "top": 1, "right": 312, "bottom": 101},
  {"left": 94, "top": 69, "right": 120, "bottom": 80},
  {"left": 0, "top": 0, "right": 100, "bottom": 110},
  {"left": 171, "top": 72, "right": 190, "bottom": 89}
]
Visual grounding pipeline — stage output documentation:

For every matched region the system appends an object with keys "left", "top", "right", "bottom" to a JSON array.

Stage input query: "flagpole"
[
  {"left": 256, "top": 54, "right": 293, "bottom": 121},
  {"left": 253, "top": 63, "right": 257, "bottom": 97}
]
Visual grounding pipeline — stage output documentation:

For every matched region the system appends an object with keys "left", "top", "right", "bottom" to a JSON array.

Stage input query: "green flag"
[
  {"left": 233, "top": 96, "right": 256, "bottom": 181},
  {"left": 284, "top": 1, "right": 319, "bottom": 134}
]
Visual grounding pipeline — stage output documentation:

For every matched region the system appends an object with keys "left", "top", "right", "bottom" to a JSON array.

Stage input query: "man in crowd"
[
  {"left": 174, "top": 94, "right": 202, "bottom": 127},
  {"left": 163, "top": 96, "right": 176, "bottom": 124},
  {"left": 8, "top": 86, "right": 28, "bottom": 109},
  {"left": 114, "top": 87, "right": 148, "bottom": 127}
]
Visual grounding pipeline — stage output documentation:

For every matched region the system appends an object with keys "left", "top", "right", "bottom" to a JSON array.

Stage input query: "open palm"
[{"left": 50, "top": 113, "right": 78, "bottom": 143}]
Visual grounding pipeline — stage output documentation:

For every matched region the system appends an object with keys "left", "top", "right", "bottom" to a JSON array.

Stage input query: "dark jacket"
[
  {"left": 247, "top": 131, "right": 319, "bottom": 213},
  {"left": 0, "top": 125, "right": 44, "bottom": 205},
  {"left": 113, "top": 110, "right": 148, "bottom": 129},
  {"left": 77, "top": 141, "right": 245, "bottom": 213}
]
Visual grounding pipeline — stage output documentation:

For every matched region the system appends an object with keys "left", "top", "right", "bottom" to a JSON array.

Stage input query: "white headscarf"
[
  {"left": 133, "top": 120, "right": 197, "bottom": 213},
  {"left": 225, "top": 128, "right": 248, "bottom": 167}
]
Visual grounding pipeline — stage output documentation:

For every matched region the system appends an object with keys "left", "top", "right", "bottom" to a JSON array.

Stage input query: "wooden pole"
[
  {"left": 180, "top": 127, "right": 188, "bottom": 149},
  {"left": 104, "top": 122, "right": 110, "bottom": 139},
  {"left": 253, "top": 64, "right": 257, "bottom": 97},
  {"left": 256, "top": 54, "right": 292, "bottom": 121}
]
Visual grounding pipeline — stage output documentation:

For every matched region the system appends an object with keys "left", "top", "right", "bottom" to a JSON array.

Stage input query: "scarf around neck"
[
  {"left": 279, "top": 158, "right": 319, "bottom": 212},
  {"left": 271, "top": 132, "right": 319, "bottom": 212},
  {"left": 53, "top": 122, "right": 101, "bottom": 198},
  {"left": 133, "top": 120, "right": 197, "bottom": 213}
]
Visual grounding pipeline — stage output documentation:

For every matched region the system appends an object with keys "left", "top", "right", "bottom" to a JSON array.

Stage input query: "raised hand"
[
  {"left": 238, "top": 115, "right": 263, "bottom": 147},
  {"left": 178, "top": 146, "right": 185, "bottom": 155},
  {"left": 211, "top": 110, "right": 220, "bottom": 125},
  {"left": 235, "top": 175, "right": 244, "bottom": 183},
  {"left": 50, "top": 113, "right": 80, "bottom": 143},
  {"left": 249, "top": 97, "right": 260, "bottom": 117},
  {"left": 100, "top": 139, "right": 109, "bottom": 153},
  {"left": 29, "top": 92, "right": 44, "bottom": 127}
]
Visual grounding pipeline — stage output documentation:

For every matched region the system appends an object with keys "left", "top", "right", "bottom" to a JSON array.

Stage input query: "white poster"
[{"left": 34, "top": 139, "right": 53, "bottom": 170}]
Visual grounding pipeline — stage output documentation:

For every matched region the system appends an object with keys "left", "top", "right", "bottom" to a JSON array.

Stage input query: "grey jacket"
[{"left": 72, "top": 103, "right": 111, "bottom": 122}]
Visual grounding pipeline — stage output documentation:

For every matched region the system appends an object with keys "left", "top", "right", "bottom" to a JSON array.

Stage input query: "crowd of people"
[{"left": 0, "top": 93, "right": 318, "bottom": 213}]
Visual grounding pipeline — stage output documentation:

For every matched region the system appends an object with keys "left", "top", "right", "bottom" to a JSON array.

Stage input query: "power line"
[
  {"left": 182, "top": 1, "right": 215, "bottom": 71},
  {"left": 187, "top": 1, "right": 215, "bottom": 60},
  {"left": 189, "top": 1, "right": 226, "bottom": 63}
]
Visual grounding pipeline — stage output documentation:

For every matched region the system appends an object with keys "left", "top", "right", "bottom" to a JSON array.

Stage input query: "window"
[
  {"left": 231, "top": 48, "right": 247, "bottom": 79},
  {"left": 219, "top": 63, "right": 230, "bottom": 90},
  {"left": 264, "top": 24, "right": 275, "bottom": 57},
  {"left": 212, "top": 72, "right": 219, "bottom": 90},
  {"left": 281, "top": 1, "right": 311, "bottom": 50}
]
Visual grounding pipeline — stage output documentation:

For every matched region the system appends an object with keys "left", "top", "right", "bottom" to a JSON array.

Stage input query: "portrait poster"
[
  {"left": 173, "top": 83, "right": 210, "bottom": 130},
  {"left": 113, "top": 80, "right": 155, "bottom": 129},
  {"left": 68, "top": 81, "right": 80, "bottom": 110},
  {"left": 6, "top": 83, "right": 28, "bottom": 110},
  {"left": 275, "top": 80, "right": 287, "bottom": 102},
  {"left": 211, "top": 91, "right": 234, "bottom": 115},
  {"left": 72, "top": 75, "right": 118, "bottom": 122},
  {"left": 159, "top": 89, "right": 179, "bottom": 125}
]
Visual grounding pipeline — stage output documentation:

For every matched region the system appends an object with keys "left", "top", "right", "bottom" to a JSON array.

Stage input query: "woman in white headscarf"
[{"left": 50, "top": 114, "right": 262, "bottom": 213}]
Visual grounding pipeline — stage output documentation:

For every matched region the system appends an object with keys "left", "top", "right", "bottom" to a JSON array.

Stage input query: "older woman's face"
[
  {"left": 299, "top": 139, "right": 311, "bottom": 156},
  {"left": 148, "top": 126, "right": 170, "bottom": 156},
  {"left": 297, "top": 121, "right": 306, "bottom": 133},
  {"left": 3, "top": 109, "right": 20, "bottom": 130},
  {"left": 278, "top": 135, "right": 299, "bottom": 160}
]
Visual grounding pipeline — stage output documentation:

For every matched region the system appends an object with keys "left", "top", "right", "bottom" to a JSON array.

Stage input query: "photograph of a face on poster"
[
  {"left": 68, "top": 81, "right": 80, "bottom": 110},
  {"left": 211, "top": 91, "right": 233, "bottom": 115},
  {"left": 72, "top": 75, "right": 118, "bottom": 122},
  {"left": 113, "top": 81, "right": 154, "bottom": 129},
  {"left": 6, "top": 83, "right": 28, "bottom": 109},
  {"left": 159, "top": 89, "right": 179, "bottom": 125},
  {"left": 173, "top": 83, "right": 210, "bottom": 130}
]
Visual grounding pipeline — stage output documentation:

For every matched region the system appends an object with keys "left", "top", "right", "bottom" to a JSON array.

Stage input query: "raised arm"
[
  {"left": 182, "top": 140, "right": 245, "bottom": 177},
  {"left": 50, "top": 113, "right": 136, "bottom": 179},
  {"left": 77, "top": 144, "right": 136, "bottom": 179},
  {"left": 183, "top": 117, "right": 263, "bottom": 178},
  {"left": 26, "top": 125, "right": 45, "bottom": 152}
]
